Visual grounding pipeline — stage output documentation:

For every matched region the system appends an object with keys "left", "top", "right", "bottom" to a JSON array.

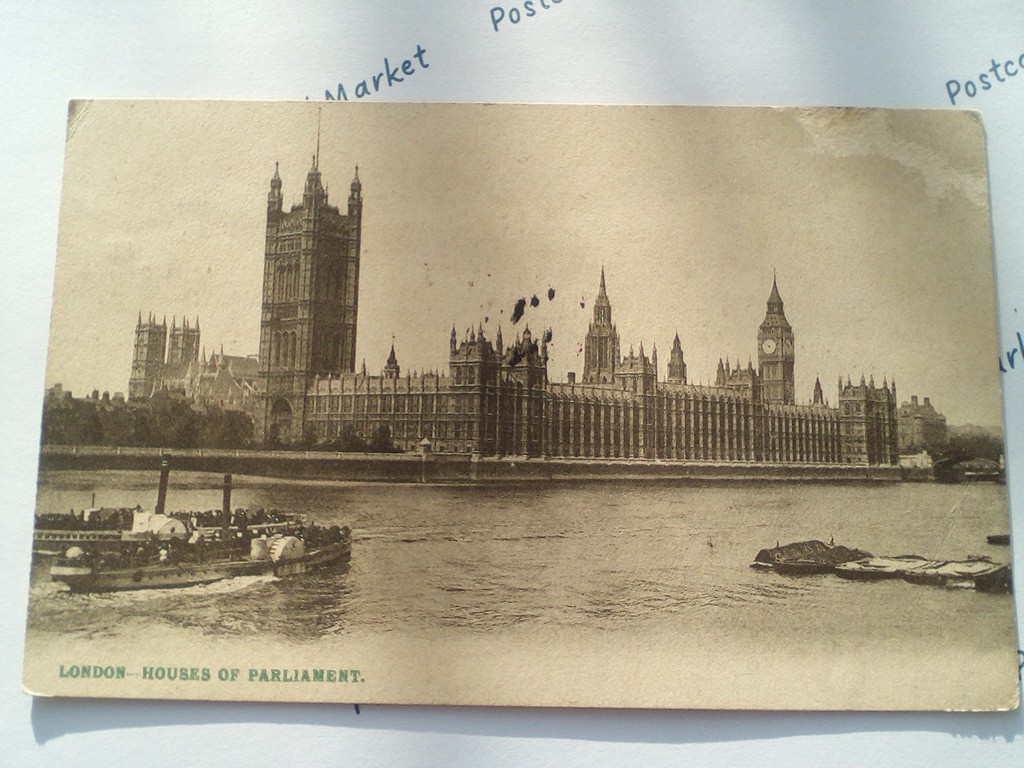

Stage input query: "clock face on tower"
[{"left": 762, "top": 338, "right": 777, "bottom": 354}]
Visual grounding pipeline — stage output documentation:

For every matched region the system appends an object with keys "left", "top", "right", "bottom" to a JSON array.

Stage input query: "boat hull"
[
  {"left": 834, "top": 555, "right": 1010, "bottom": 591},
  {"left": 773, "top": 560, "right": 835, "bottom": 576},
  {"left": 833, "top": 564, "right": 902, "bottom": 581},
  {"left": 751, "top": 539, "right": 872, "bottom": 575},
  {"left": 33, "top": 530, "right": 132, "bottom": 557},
  {"left": 51, "top": 540, "right": 351, "bottom": 594},
  {"left": 834, "top": 556, "right": 933, "bottom": 581}
]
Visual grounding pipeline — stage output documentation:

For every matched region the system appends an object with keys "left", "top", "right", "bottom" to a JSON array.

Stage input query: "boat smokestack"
[
  {"left": 155, "top": 458, "right": 171, "bottom": 517},
  {"left": 223, "top": 474, "right": 232, "bottom": 517}
]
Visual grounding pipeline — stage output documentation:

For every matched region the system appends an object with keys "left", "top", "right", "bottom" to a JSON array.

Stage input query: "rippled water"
[{"left": 27, "top": 470, "right": 1016, "bottom": 660}]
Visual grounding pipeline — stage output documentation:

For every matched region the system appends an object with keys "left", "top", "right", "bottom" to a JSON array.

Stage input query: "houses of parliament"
[{"left": 135, "top": 157, "right": 900, "bottom": 466}]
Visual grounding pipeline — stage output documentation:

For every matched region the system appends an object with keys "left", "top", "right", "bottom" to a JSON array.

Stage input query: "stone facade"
[
  {"left": 259, "top": 162, "right": 898, "bottom": 466},
  {"left": 257, "top": 158, "right": 363, "bottom": 443},
  {"left": 838, "top": 375, "right": 900, "bottom": 466},
  {"left": 897, "top": 394, "right": 948, "bottom": 453}
]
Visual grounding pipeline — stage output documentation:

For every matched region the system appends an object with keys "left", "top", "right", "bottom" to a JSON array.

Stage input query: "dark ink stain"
[
  {"left": 542, "top": 328, "right": 553, "bottom": 344},
  {"left": 530, "top": 295, "right": 540, "bottom": 308},
  {"left": 484, "top": 316, "right": 489, "bottom": 323},
  {"left": 547, "top": 287, "right": 555, "bottom": 301},
  {"left": 511, "top": 298, "right": 527, "bottom": 324}
]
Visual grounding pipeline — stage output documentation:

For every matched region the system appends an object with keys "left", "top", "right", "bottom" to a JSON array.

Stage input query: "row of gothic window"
[
  {"left": 273, "top": 262, "right": 353, "bottom": 304},
  {"left": 312, "top": 331, "right": 346, "bottom": 372},
  {"left": 273, "top": 331, "right": 298, "bottom": 368},
  {"left": 310, "top": 393, "right": 482, "bottom": 415},
  {"left": 273, "top": 330, "right": 351, "bottom": 371},
  {"left": 273, "top": 263, "right": 301, "bottom": 302},
  {"left": 315, "top": 270, "right": 350, "bottom": 302},
  {"left": 308, "top": 419, "right": 475, "bottom": 443}
]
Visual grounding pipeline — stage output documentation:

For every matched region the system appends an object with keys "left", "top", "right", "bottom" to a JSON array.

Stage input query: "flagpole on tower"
[{"left": 315, "top": 106, "right": 321, "bottom": 169}]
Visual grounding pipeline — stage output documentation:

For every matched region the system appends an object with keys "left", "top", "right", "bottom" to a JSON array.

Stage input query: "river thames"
[{"left": 24, "top": 470, "right": 1020, "bottom": 709}]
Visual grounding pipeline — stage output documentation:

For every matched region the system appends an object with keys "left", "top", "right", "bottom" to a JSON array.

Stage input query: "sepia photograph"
[{"left": 22, "top": 101, "right": 1018, "bottom": 709}]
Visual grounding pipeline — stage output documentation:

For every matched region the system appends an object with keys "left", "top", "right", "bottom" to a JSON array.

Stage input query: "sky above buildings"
[{"left": 46, "top": 102, "right": 1001, "bottom": 426}]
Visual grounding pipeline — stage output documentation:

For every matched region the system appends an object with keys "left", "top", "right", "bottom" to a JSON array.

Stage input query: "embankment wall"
[{"left": 39, "top": 446, "right": 902, "bottom": 485}]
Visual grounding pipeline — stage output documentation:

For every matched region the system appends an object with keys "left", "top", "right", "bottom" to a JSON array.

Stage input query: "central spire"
[
  {"left": 583, "top": 267, "right": 619, "bottom": 384},
  {"left": 767, "top": 274, "right": 784, "bottom": 314},
  {"left": 594, "top": 266, "right": 611, "bottom": 319}
]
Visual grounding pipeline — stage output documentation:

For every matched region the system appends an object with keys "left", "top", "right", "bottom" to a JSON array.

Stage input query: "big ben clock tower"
[{"left": 757, "top": 275, "right": 795, "bottom": 404}]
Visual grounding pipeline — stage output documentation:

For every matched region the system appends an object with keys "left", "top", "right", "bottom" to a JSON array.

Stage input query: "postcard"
[{"left": 23, "top": 101, "right": 1018, "bottom": 709}]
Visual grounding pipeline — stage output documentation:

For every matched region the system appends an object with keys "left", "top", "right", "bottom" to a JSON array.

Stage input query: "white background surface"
[{"left": 2, "top": 2, "right": 1022, "bottom": 765}]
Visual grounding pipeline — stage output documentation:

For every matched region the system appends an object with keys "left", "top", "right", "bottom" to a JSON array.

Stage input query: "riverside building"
[{"left": 257, "top": 161, "right": 898, "bottom": 466}]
